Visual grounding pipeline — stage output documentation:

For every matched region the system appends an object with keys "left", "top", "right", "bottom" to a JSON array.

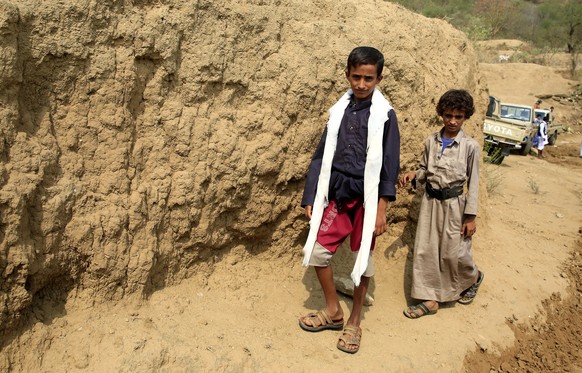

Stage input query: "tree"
[
  {"left": 539, "top": 0, "right": 582, "bottom": 75},
  {"left": 475, "top": 0, "right": 520, "bottom": 38},
  {"left": 562, "top": 1, "right": 582, "bottom": 54},
  {"left": 563, "top": 0, "right": 582, "bottom": 74}
]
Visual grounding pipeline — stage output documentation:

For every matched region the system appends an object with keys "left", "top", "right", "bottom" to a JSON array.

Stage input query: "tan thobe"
[{"left": 411, "top": 129, "right": 480, "bottom": 302}]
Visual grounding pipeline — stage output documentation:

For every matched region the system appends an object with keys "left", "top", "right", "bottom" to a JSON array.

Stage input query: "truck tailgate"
[{"left": 483, "top": 118, "right": 527, "bottom": 143}]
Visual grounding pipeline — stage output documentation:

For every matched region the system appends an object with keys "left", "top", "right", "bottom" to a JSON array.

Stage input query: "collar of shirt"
[
  {"left": 436, "top": 128, "right": 466, "bottom": 145},
  {"left": 348, "top": 94, "right": 373, "bottom": 111}
]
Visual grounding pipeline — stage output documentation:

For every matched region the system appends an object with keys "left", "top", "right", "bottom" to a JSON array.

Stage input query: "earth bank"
[{"left": 0, "top": 0, "right": 485, "bottom": 353}]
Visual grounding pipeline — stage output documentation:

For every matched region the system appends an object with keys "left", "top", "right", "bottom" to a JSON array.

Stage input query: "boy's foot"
[
  {"left": 337, "top": 325, "right": 361, "bottom": 354},
  {"left": 458, "top": 271, "right": 485, "bottom": 305},
  {"left": 299, "top": 310, "right": 344, "bottom": 332},
  {"left": 403, "top": 301, "right": 438, "bottom": 319}
]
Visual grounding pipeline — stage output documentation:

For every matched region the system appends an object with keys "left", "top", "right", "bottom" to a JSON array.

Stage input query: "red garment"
[{"left": 317, "top": 199, "right": 376, "bottom": 253}]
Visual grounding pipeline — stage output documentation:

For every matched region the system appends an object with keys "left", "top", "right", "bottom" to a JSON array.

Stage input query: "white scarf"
[{"left": 302, "top": 88, "right": 392, "bottom": 286}]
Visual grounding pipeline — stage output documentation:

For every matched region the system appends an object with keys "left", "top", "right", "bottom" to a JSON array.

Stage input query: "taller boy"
[{"left": 299, "top": 47, "right": 400, "bottom": 354}]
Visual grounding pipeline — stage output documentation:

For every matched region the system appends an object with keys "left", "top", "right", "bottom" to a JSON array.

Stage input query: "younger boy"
[
  {"left": 535, "top": 113, "right": 548, "bottom": 159},
  {"left": 399, "top": 89, "right": 483, "bottom": 319},
  {"left": 299, "top": 46, "right": 400, "bottom": 354}
]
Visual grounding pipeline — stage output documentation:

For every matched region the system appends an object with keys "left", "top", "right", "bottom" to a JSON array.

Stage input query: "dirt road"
[{"left": 5, "top": 140, "right": 581, "bottom": 373}]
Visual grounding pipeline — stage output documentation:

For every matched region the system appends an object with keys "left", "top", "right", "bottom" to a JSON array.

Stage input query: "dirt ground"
[
  {"left": 465, "top": 238, "right": 582, "bottom": 372},
  {"left": 5, "top": 133, "right": 580, "bottom": 373},
  {"left": 2, "top": 44, "right": 582, "bottom": 372}
]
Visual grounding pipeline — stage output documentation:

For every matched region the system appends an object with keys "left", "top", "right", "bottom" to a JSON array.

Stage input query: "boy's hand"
[
  {"left": 305, "top": 205, "right": 312, "bottom": 220},
  {"left": 461, "top": 215, "right": 476, "bottom": 237},
  {"left": 375, "top": 212, "right": 387, "bottom": 236},
  {"left": 399, "top": 171, "right": 416, "bottom": 188},
  {"left": 375, "top": 197, "right": 388, "bottom": 236}
]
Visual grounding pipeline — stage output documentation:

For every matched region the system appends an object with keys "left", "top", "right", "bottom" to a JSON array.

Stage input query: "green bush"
[
  {"left": 385, "top": 0, "right": 581, "bottom": 56},
  {"left": 483, "top": 142, "right": 504, "bottom": 165}
]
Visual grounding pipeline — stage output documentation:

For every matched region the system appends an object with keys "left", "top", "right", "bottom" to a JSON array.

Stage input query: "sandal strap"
[
  {"left": 316, "top": 310, "right": 332, "bottom": 326},
  {"left": 303, "top": 310, "right": 335, "bottom": 327},
  {"left": 416, "top": 302, "right": 431, "bottom": 315},
  {"left": 462, "top": 287, "right": 477, "bottom": 298},
  {"left": 343, "top": 325, "right": 361, "bottom": 334},
  {"left": 339, "top": 326, "right": 361, "bottom": 345},
  {"left": 461, "top": 272, "right": 484, "bottom": 299}
]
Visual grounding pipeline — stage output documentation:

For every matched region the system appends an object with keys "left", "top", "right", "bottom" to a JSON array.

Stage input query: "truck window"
[
  {"left": 500, "top": 105, "right": 511, "bottom": 118},
  {"left": 500, "top": 105, "right": 531, "bottom": 122},
  {"left": 534, "top": 110, "right": 551, "bottom": 123}
]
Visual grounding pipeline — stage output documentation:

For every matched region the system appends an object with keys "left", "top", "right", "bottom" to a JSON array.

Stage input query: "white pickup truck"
[{"left": 483, "top": 96, "right": 535, "bottom": 164}]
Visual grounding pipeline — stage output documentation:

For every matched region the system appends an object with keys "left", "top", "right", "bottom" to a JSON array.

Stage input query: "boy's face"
[
  {"left": 346, "top": 64, "right": 383, "bottom": 102},
  {"left": 442, "top": 109, "right": 466, "bottom": 138}
]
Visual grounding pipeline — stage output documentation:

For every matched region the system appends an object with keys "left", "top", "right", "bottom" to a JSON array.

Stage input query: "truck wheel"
[
  {"left": 519, "top": 139, "right": 532, "bottom": 156},
  {"left": 490, "top": 155, "right": 505, "bottom": 165},
  {"left": 548, "top": 133, "right": 557, "bottom": 145}
]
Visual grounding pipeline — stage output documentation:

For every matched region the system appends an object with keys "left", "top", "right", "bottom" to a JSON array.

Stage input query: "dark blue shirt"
[{"left": 301, "top": 96, "right": 400, "bottom": 207}]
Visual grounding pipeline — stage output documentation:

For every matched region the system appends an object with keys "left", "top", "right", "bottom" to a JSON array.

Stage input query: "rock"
[
  {"left": 475, "top": 334, "right": 490, "bottom": 352},
  {"left": 334, "top": 276, "right": 374, "bottom": 306},
  {"left": 500, "top": 362, "right": 513, "bottom": 372}
]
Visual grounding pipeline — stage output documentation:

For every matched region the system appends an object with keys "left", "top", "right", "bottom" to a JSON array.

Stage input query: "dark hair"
[
  {"left": 436, "top": 89, "right": 475, "bottom": 119},
  {"left": 347, "top": 46, "right": 384, "bottom": 76}
]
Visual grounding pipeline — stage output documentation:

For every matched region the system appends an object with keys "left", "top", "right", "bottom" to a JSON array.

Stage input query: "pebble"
[{"left": 475, "top": 334, "right": 490, "bottom": 352}]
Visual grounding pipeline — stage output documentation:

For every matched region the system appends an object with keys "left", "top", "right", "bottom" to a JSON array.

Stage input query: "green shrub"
[{"left": 483, "top": 142, "right": 504, "bottom": 164}]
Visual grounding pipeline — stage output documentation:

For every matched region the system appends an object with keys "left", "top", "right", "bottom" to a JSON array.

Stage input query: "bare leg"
[
  {"left": 314, "top": 265, "right": 343, "bottom": 319},
  {"left": 337, "top": 275, "right": 370, "bottom": 352},
  {"left": 299, "top": 265, "right": 344, "bottom": 329},
  {"left": 346, "top": 275, "right": 370, "bottom": 327}
]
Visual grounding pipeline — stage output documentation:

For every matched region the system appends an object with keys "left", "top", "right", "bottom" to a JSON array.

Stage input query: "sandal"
[
  {"left": 403, "top": 302, "right": 438, "bottom": 319},
  {"left": 458, "top": 271, "right": 484, "bottom": 305},
  {"left": 337, "top": 325, "right": 361, "bottom": 354},
  {"left": 299, "top": 310, "right": 344, "bottom": 332}
]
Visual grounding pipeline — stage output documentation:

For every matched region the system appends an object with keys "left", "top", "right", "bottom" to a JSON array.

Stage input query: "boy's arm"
[
  {"left": 378, "top": 109, "right": 400, "bottom": 201},
  {"left": 375, "top": 196, "right": 389, "bottom": 236},
  {"left": 463, "top": 140, "right": 480, "bottom": 216},
  {"left": 415, "top": 136, "right": 430, "bottom": 184},
  {"left": 461, "top": 139, "right": 480, "bottom": 237},
  {"left": 301, "top": 127, "right": 328, "bottom": 208},
  {"left": 461, "top": 214, "right": 476, "bottom": 237},
  {"left": 376, "top": 110, "right": 400, "bottom": 236}
]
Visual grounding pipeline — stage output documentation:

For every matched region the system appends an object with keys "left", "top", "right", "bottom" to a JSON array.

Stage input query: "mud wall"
[{"left": 0, "top": 0, "right": 487, "bottom": 333}]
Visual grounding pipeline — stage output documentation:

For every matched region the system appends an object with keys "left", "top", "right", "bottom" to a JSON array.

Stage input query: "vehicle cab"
[{"left": 483, "top": 97, "right": 535, "bottom": 158}]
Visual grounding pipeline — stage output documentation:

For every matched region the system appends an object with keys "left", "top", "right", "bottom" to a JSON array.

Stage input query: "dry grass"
[
  {"left": 484, "top": 164, "right": 504, "bottom": 196},
  {"left": 527, "top": 176, "right": 540, "bottom": 194}
]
